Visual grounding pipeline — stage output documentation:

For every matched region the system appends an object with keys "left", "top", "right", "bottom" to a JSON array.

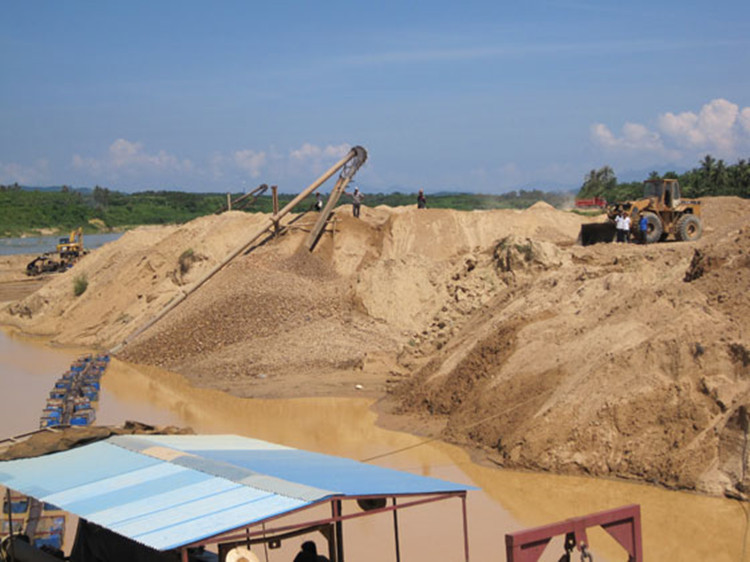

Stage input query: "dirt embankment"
[
  {"left": 2, "top": 198, "right": 749, "bottom": 497},
  {"left": 0, "top": 254, "right": 49, "bottom": 302}
]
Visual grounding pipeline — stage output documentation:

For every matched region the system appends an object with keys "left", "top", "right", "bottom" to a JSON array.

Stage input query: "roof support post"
[
  {"left": 180, "top": 547, "right": 188, "bottom": 562},
  {"left": 392, "top": 497, "right": 401, "bottom": 562},
  {"left": 333, "top": 499, "right": 344, "bottom": 562},
  {"left": 6, "top": 488, "right": 17, "bottom": 562},
  {"left": 461, "top": 492, "right": 470, "bottom": 562}
]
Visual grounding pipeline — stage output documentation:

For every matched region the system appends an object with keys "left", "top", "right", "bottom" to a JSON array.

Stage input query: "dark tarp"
[{"left": 70, "top": 520, "right": 179, "bottom": 562}]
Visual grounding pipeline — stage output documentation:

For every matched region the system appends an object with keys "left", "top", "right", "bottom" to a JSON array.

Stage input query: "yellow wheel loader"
[{"left": 579, "top": 179, "right": 703, "bottom": 245}]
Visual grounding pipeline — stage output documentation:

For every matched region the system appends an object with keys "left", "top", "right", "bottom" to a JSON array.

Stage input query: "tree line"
[
  {"left": 577, "top": 155, "right": 750, "bottom": 201},
  {"left": 0, "top": 184, "right": 573, "bottom": 237}
]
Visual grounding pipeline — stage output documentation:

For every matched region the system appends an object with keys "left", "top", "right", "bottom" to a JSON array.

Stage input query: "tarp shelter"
[{"left": 0, "top": 434, "right": 476, "bottom": 561}]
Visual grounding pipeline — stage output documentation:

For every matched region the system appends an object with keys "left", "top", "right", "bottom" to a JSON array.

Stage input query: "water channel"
[
  {"left": 0, "top": 328, "right": 746, "bottom": 561},
  {"left": 0, "top": 233, "right": 123, "bottom": 256}
]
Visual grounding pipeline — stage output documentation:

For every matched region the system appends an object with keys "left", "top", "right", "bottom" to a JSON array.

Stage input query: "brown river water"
[{"left": 0, "top": 328, "right": 746, "bottom": 561}]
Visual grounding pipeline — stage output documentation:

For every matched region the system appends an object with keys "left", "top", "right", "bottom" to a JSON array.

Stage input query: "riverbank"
[
  {"left": 2, "top": 326, "right": 748, "bottom": 561},
  {"left": 2, "top": 200, "right": 750, "bottom": 499}
]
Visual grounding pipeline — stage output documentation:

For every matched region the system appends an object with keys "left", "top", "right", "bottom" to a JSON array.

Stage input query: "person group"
[
  {"left": 615, "top": 210, "right": 631, "bottom": 243},
  {"left": 616, "top": 210, "right": 650, "bottom": 244}
]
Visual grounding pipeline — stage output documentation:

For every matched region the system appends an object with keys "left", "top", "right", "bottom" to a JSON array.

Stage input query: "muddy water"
[{"left": 1, "top": 330, "right": 747, "bottom": 562}]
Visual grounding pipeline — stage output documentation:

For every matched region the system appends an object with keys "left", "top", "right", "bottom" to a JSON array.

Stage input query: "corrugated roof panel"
[
  {"left": 44, "top": 459, "right": 191, "bottom": 508},
  {"left": 115, "top": 434, "right": 292, "bottom": 452},
  {"left": 188, "top": 449, "right": 467, "bottom": 496},
  {"left": 132, "top": 494, "right": 308, "bottom": 551},
  {"left": 107, "top": 484, "right": 255, "bottom": 538},
  {"left": 113, "top": 436, "right": 335, "bottom": 502},
  {"left": 85, "top": 477, "right": 243, "bottom": 527},
  {"left": 0, "top": 441, "right": 159, "bottom": 499},
  {"left": 121, "top": 434, "right": 472, "bottom": 496},
  {"left": 60, "top": 467, "right": 209, "bottom": 517},
  {"left": 0, "top": 434, "right": 474, "bottom": 552}
]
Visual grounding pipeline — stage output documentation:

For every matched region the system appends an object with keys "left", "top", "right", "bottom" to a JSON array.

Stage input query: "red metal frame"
[
  {"left": 505, "top": 504, "right": 643, "bottom": 562},
  {"left": 180, "top": 491, "right": 471, "bottom": 562}
]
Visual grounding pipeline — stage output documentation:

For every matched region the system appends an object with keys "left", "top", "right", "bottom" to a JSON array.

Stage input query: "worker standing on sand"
[
  {"left": 347, "top": 186, "right": 364, "bottom": 218},
  {"left": 314, "top": 192, "right": 324, "bottom": 211},
  {"left": 615, "top": 211, "right": 625, "bottom": 243},
  {"left": 639, "top": 214, "right": 648, "bottom": 244},
  {"left": 417, "top": 189, "right": 426, "bottom": 209},
  {"left": 623, "top": 212, "right": 632, "bottom": 243}
]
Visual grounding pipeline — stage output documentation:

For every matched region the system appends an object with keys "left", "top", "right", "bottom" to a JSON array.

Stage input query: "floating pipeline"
[
  {"left": 7, "top": 355, "right": 111, "bottom": 555},
  {"left": 39, "top": 354, "right": 109, "bottom": 429}
]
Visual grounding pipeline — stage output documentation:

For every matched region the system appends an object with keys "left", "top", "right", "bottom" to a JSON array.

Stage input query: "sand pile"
[
  {"left": 392, "top": 197, "right": 750, "bottom": 497},
  {"left": 1, "top": 212, "right": 270, "bottom": 346},
  {"left": 3, "top": 197, "right": 749, "bottom": 496}
]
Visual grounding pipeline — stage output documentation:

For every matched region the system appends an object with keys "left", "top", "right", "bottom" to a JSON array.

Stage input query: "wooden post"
[
  {"left": 271, "top": 185, "right": 280, "bottom": 235},
  {"left": 305, "top": 173, "right": 352, "bottom": 252},
  {"left": 227, "top": 192, "right": 232, "bottom": 211}
]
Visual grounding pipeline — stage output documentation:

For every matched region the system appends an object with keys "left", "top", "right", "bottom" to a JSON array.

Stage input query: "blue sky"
[{"left": 1, "top": 1, "right": 749, "bottom": 193}]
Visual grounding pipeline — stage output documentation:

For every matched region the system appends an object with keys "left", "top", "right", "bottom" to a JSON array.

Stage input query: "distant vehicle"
[
  {"left": 574, "top": 196, "right": 607, "bottom": 209},
  {"left": 25, "top": 254, "right": 67, "bottom": 276},
  {"left": 56, "top": 228, "right": 84, "bottom": 259},
  {"left": 25, "top": 228, "right": 87, "bottom": 276},
  {"left": 579, "top": 179, "right": 703, "bottom": 245}
]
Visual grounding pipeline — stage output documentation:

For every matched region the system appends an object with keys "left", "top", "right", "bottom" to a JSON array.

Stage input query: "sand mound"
[
  {"left": 393, "top": 196, "right": 750, "bottom": 497},
  {"left": 4, "top": 197, "right": 750, "bottom": 496}
]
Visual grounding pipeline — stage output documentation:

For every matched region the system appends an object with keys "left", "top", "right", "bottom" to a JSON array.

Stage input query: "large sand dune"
[{"left": 3, "top": 198, "right": 749, "bottom": 497}]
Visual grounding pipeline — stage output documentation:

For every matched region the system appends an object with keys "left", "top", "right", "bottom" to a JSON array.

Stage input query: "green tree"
[
  {"left": 578, "top": 166, "right": 617, "bottom": 198},
  {"left": 93, "top": 185, "right": 110, "bottom": 208}
]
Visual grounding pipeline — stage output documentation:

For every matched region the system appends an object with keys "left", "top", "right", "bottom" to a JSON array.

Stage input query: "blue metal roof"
[{"left": 0, "top": 434, "right": 474, "bottom": 552}]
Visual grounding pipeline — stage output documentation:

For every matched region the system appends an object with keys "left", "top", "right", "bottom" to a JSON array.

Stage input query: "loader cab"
[{"left": 643, "top": 179, "right": 680, "bottom": 209}]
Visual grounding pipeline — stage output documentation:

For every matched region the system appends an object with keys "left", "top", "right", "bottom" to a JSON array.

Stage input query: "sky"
[{"left": 1, "top": 0, "right": 749, "bottom": 194}]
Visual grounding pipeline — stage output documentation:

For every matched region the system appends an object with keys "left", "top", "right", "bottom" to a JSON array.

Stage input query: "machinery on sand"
[
  {"left": 579, "top": 179, "right": 703, "bottom": 246},
  {"left": 26, "top": 228, "right": 86, "bottom": 276}
]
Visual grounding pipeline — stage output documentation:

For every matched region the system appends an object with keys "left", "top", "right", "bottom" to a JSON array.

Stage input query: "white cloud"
[
  {"left": 592, "top": 98, "right": 750, "bottom": 163},
  {"left": 290, "top": 143, "right": 349, "bottom": 162},
  {"left": 72, "top": 139, "right": 193, "bottom": 177},
  {"left": 740, "top": 107, "right": 750, "bottom": 134},
  {"left": 658, "top": 98, "right": 740, "bottom": 152},
  {"left": 591, "top": 122, "right": 665, "bottom": 152},
  {"left": 207, "top": 142, "right": 352, "bottom": 188},
  {"left": 0, "top": 159, "right": 50, "bottom": 185},
  {"left": 232, "top": 149, "right": 266, "bottom": 178},
  {"left": 69, "top": 140, "right": 354, "bottom": 190},
  {"left": 286, "top": 143, "right": 351, "bottom": 178}
]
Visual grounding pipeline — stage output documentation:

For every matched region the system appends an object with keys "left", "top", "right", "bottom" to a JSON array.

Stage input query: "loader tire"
[
  {"left": 675, "top": 214, "right": 702, "bottom": 242},
  {"left": 642, "top": 211, "right": 663, "bottom": 244}
]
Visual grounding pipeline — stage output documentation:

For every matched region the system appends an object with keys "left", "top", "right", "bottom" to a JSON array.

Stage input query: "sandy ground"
[
  {"left": 2, "top": 199, "right": 749, "bottom": 498},
  {"left": 0, "top": 254, "right": 50, "bottom": 302}
]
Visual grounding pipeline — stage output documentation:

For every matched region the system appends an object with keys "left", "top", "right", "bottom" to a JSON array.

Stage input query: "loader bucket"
[{"left": 578, "top": 222, "right": 616, "bottom": 246}]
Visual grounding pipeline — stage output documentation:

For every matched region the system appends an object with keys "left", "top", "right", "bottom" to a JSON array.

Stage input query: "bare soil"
[{"left": 3, "top": 198, "right": 749, "bottom": 498}]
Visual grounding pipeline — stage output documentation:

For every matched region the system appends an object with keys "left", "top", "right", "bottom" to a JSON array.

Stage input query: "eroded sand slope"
[{"left": 3, "top": 199, "right": 749, "bottom": 497}]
